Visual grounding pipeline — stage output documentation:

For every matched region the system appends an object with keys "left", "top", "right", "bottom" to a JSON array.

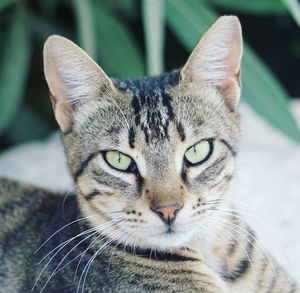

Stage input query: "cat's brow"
[
  {"left": 176, "top": 121, "right": 186, "bottom": 142},
  {"left": 128, "top": 127, "right": 135, "bottom": 149}
]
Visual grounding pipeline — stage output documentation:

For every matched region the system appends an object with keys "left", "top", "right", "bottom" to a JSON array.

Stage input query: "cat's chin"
[{"left": 131, "top": 227, "right": 201, "bottom": 251}]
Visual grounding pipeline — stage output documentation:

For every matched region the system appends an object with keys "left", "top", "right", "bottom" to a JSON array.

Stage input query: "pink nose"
[{"left": 152, "top": 203, "right": 182, "bottom": 225}]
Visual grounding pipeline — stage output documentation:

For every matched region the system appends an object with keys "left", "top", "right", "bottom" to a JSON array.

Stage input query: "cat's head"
[{"left": 43, "top": 16, "right": 242, "bottom": 250}]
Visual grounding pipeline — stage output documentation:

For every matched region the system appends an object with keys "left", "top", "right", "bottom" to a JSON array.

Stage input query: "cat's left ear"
[
  {"left": 43, "top": 35, "right": 115, "bottom": 131},
  {"left": 181, "top": 16, "right": 243, "bottom": 110}
]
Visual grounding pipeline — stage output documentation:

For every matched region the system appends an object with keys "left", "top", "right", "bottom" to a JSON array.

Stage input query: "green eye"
[
  {"left": 184, "top": 140, "right": 212, "bottom": 165},
  {"left": 104, "top": 151, "right": 133, "bottom": 171}
]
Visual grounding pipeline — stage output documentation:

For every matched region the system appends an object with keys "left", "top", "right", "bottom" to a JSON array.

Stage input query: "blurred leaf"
[
  {"left": 142, "top": 0, "right": 165, "bottom": 75},
  {"left": 282, "top": 0, "right": 300, "bottom": 27},
  {"left": 102, "top": 0, "right": 137, "bottom": 18},
  {"left": 0, "top": 0, "right": 16, "bottom": 11},
  {"left": 207, "top": 0, "right": 285, "bottom": 14},
  {"left": 0, "top": 5, "right": 31, "bottom": 135},
  {"left": 27, "top": 11, "right": 69, "bottom": 40},
  {"left": 242, "top": 46, "right": 300, "bottom": 140},
  {"left": 166, "top": 0, "right": 300, "bottom": 143},
  {"left": 7, "top": 105, "right": 51, "bottom": 144},
  {"left": 73, "top": 0, "right": 96, "bottom": 58},
  {"left": 92, "top": 1, "right": 145, "bottom": 77},
  {"left": 290, "top": 39, "right": 300, "bottom": 58},
  {"left": 38, "top": 0, "right": 58, "bottom": 17}
]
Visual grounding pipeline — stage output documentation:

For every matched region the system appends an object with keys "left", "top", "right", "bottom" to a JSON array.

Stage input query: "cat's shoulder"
[
  {"left": 0, "top": 177, "right": 60, "bottom": 204},
  {"left": 0, "top": 178, "right": 64, "bottom": 242}
]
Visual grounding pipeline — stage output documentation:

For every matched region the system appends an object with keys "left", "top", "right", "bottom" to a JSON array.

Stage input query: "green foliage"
[
  {"left": 92, "top": 1, "right": 145, "bottom": 77},
  {"left": 0, "top": 0, "right": 16, "bottom": 11},
  {"left": 283, "top": 0, "right": 300, "bottom": 27},
  {"left": 0, "top": 5, "right": 31, "bottom": 135},
  {"left": 207, "top": 0, "right": 286, "bottom": 14},
  {"left": 0, "top": 0, "right": 299, "bottom": 146},
  {"left": 142, "top": 0, "right": 165, "bottom": 75},
  {"left": 73, "top": 0, "right": 145, "bottom": 77},
  {"left": 73, "top": 0, "right": 97, "bottom": 58}
]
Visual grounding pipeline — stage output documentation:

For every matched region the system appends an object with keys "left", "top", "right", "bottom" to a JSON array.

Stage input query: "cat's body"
[
  {"left": 0, "top": 179, "right": 297, "bottom": 293},
  {"left": 0, "top": 16, "right": 298, "bottom": 292},
  {"left": 0, "top": 178, "right": 228, "bottom": 293}
]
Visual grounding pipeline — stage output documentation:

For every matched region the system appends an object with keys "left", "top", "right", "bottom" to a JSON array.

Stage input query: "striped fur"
[{"left": 0, "top": 16, "right": 298, "bottom": 292}]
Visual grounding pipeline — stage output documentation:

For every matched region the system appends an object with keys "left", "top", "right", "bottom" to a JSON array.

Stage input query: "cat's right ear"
[
  {"left": 43, "top": 35, "right": 114, "bottom": 131},
  {"left": 181, "top": 16, "right": 243, "bottom": 110}
]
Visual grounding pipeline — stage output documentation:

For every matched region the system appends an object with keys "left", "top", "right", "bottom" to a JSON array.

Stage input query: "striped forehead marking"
[{"left": 115, "top": 70, "right": 180, "bottom": 144}]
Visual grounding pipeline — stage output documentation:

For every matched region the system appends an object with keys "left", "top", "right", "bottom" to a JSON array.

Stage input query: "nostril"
[
  {"left": 152, "top": 203, "right": 183, "bottom": 224},
  {"left": 159, "top": 207, "right": 177, "bottom": 219}
]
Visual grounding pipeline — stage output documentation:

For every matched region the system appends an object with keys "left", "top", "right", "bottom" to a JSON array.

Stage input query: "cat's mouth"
[
  {"left": 154, "top": 224, "right": 190, "bottom": 239},
  {"left": 146, "top": 226, "right": 178, "bottom": 237},
  {"left": 164, "top": 226, "right": 175, "bottom": 235}
]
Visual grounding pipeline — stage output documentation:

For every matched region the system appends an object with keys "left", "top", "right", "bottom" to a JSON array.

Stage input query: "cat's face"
[{"left": 44, "top": 16, "right": 242, "bottom": 250}]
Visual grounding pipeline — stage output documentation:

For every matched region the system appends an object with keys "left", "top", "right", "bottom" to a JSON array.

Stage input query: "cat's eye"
[
  {"left": 184, "top": 140, "right": 213, "bottom": 166},
  {"left": 104, "top": 151, "right": 134, "bottom": 172}
]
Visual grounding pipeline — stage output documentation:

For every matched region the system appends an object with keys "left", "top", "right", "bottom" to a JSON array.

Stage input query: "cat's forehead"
[
  {"left": 77, "top": 70, "right": 229, "bottom": 155},
  {"left": 114, "top": 70, "right": 181, "bottom": 93},
  {"left": 112, "top": 71, "right": 179, "bottom": 145},
  {"left": 81, "top": 75, "right": 219, "bottom": 144}
]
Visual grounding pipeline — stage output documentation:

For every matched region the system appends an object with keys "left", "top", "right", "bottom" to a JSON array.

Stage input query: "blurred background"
[{"left": 0, "top": 0, "right": 300, "bottom": 150}]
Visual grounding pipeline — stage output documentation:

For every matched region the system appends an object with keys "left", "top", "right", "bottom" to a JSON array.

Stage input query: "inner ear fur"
[{"left": 43, "top": 35, "right": 115, "bottom": 131}]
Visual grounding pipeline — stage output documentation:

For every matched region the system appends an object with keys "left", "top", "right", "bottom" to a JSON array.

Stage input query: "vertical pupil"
[
  {"left": 193, "top": 145, "right": 197, "bottom": 154},
  {"left": 118, "top": 152, "right": 121, "bottom": 163}
]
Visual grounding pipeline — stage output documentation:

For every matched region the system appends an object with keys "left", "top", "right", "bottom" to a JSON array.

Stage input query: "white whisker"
[
  {"left": 34, "top": 215, "right": 96, "bottom": 254},
  {"left": 205, "top": 215, "right": 278, "bottom": 282},
  {"left": 204, "top": 216, "right": 256, "bottom": 278},
  {"left": 32, "top": 227, "right": 96, "bottom": 293},
  {"left": 37, "top": 230, "right": 99, "bottom": 293},
  {"left": 107, "top": 230, "right": 131, "bottom": 274},
  {"left": 77, "top": 227, "right": 127, "bottom": 293},
  {"left": 208, "top": 212, "right": 279, "bottom": 281},
  {"left": 61, "top": 186, "right": 76, "bottom": 216},
  {"left": 74, "top": 219, "right": 125, "bottom": 281},
  {"left": 34, "top": 219, "right": 121, "bottom": 292}
]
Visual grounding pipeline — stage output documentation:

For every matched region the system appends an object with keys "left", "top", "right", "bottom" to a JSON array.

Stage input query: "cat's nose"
[{"left": 152, "top": 202, "right": 183, "bottom": 225}]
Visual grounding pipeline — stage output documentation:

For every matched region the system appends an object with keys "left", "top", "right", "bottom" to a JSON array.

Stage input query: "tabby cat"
[{"left": 0, "top": 16, "right": 298, "bottom": 293}]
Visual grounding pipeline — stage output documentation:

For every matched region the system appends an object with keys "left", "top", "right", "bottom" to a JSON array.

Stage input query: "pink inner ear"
[
  {"left": 234, "top": 70, "right": 241, "bottom": 87},
  {"left": 225, "top": 33, "right": 242, "bottom": 78},
  {"left": 217, "top": 77, "right": 240, "bottom": 110},
  {"left": 46, "top": 64, "right": 70, "bottom": 104},
  {"left": 53, "top": 99, "right": 74, "bottom": 132}
]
